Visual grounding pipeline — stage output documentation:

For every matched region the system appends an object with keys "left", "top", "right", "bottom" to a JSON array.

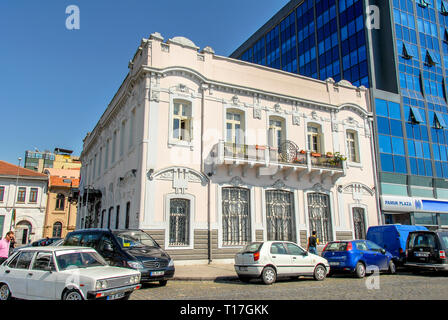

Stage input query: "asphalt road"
[{"left": 131, "top": 271, "right": 448, "bottom": 300}]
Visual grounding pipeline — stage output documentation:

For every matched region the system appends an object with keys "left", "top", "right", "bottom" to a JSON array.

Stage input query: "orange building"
[{"left": 43, "top": 168, "right": 79, "bottom": 238}]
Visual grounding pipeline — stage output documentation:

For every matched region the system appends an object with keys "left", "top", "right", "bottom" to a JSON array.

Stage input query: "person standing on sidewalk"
[
  {"left": 307, "top": 231, "right": 319, "bottom": 255},
  {"left": 0, "top": 231, "right": 15, "bottom": 264}
]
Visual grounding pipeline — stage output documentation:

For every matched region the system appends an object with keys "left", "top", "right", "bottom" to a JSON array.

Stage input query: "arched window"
[
  {"left": 266, "top": 190, "right": 295, "bottom": 241},
  {"left": 52, "top": 222, "right": 62, "bottom": 238},
  {"left": 169, "top": 199, "right": 190, "bottom": 246},
  {"left": 55, "top": 194, "right": 65, "bottom": 211},
  {"left": 222, "top": 187, "right": 251, "bottom": 246},
  {"left": 307, "top": 193, "right": 333, "bottom": 243}
]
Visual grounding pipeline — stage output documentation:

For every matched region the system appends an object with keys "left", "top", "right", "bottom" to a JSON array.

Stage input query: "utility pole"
[{"left": 10, "top": 157, "right": 22, "bottom": 231}]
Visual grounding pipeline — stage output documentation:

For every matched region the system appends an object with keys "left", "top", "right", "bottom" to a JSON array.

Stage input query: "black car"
[
  {"left": 11, "top": 237, "right": 62, "bottom": 254},
  {"left": 62, "top": 229, "right": 175, "bottom": 285},
  {"left": 404, "top": 230, "right": 448, "bottom": 272}
]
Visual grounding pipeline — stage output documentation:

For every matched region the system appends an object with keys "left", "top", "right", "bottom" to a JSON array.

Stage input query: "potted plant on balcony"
[
  {"left": 328, "top": 152, "right": 347, "bottom": 166},
  {"left": 326, "top": 152, "right": 334, "bottom": 158},
  {"left": 299, "top": 149, "right": 306, "bottom": 154},
  {"left": 311, "top": 152, "right": 321, "bottom": 157}
]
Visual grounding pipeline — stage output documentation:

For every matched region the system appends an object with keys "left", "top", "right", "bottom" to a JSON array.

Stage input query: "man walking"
[
  {"left": 0, "top": 231, "right": 15, "bottom": 264},
  {"left": 307, "top": 230, "right": 319, "bottom": 255}
]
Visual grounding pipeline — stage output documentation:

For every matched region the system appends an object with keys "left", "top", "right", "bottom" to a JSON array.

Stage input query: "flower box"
[
  {"left": 299, "top": 150, "right": 306, "bottom": 154},
  {"left": 311, "top": 152, "right": 321, "bottom": 157},
  {"left": 255, "top": 145, "right": 266, "bottom": 150}
]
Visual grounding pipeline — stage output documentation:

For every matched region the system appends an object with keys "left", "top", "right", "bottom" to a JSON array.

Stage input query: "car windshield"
[
  {"left": 114, "top": 231, "right": 158, "bottom": 248},
  {"left": 55, "top": 250, "right": 107, "bottom": 271},
  {"left": 324, "top": 242, "right": 348, "bottom": 252},
  {"left": 240, "top": 242, "right": 263, "bottom": 253}
]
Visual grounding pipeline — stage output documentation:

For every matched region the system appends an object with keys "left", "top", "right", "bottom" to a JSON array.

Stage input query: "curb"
[{"left": 172, "top": 276, "right": 239, "bottom": 281}]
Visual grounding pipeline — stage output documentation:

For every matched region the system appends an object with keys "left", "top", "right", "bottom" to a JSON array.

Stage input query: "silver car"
[{"left": 234, "top": 241, "right": 330, "bottom": 284}]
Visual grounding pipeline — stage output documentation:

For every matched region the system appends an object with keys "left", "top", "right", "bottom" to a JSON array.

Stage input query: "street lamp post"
[{"left": 10, "top": 157, "right": 22, "bottom": 231}]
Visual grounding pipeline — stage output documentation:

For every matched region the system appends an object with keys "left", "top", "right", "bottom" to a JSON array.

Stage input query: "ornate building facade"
[{"left": 78, "top": 32, "right": 379, "bottom": 262}]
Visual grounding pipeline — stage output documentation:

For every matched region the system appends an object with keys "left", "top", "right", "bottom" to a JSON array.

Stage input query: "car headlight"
[
  {"left": 127, "top": 261, "right": 144, "bottom": 269},
  {"left": 168, "top": 259, "right": 174, "bottom": 267},
  {"left": 96, "top": 280, "right": 108, "bottom": 290}
]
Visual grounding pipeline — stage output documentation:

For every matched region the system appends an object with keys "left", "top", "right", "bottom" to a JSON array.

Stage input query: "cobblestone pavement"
[{"left": 131, "top": 271, "right": 448, "bottom": 300}]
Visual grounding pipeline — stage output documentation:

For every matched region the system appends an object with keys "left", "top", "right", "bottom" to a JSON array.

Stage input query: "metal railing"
[{"left": 220, "top": 141, "right": 344, "bottom": 170}]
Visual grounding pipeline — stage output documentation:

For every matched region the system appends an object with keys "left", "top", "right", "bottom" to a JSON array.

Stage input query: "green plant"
[{"left": 328, "top": 152, "right": 346, "bottom": 165}]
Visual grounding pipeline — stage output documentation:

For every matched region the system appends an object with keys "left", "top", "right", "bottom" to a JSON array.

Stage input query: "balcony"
[{"left": 213, "top": 140, "right": 346, "bottom": 184}]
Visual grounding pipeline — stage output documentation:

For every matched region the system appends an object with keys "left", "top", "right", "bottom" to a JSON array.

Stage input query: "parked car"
[
  {"left": 366, "top": 225, "right": 428, "bottom": 266},
  {"left": 404, "top": 230, "right": 448, "bottom": 272},
  {"left": 234, "top": 241, "right": 330, "bottom": 285},
  {"left": 321, "top": 240, "right": 396, "bottom": 278},
  {"left": 0, "top": 246, "right": 141, "bottom": 300},
  {"left": 11, "top": 237, "right": 63, "bottom": 255},
  {"left": 62, "top": 229, "right": 174, "bottom": 285}
]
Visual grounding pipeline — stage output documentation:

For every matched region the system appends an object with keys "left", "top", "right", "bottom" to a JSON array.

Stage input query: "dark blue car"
[{"left": 321, "top": 240, "right": 396, "bottom": 278}]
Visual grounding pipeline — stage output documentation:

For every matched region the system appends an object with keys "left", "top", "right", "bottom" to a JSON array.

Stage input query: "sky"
[{"left": 0, "top": 0, "right": 289, "bottom": 166}]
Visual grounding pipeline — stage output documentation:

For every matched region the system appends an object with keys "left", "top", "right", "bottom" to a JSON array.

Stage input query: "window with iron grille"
[
  {"left": 52, "top": 222, "right": 62, "bottom": 237},
  {"left": 352, "top": 207, "right": 366, "bottom": 239},
  {"left": 169, "top": 198, "right": 190, "bottom": 246},
  {"left": 266, "top": 190, "right": 296, "bottom": 242},
  {"left": 222, "top": 187, "right": 251, "bottom": 246},
  {"left": 307, "top": 193, "right": 333, "bottom": 243}
]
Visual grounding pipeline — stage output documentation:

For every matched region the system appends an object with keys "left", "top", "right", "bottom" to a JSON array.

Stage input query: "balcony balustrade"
[{"left": 214, "top": 140, "right": 346, "bottom": 184}]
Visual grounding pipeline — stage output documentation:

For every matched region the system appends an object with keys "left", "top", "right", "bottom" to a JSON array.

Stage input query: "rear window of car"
[
  {"left": 408, "top": 233, "right": 437, "bottom": 249},
  {"left": 324, "top": 242, "right": 348, "bottom": 252},
  {"left": 241, "top": 242, "right": 263, "bottom": 253}
]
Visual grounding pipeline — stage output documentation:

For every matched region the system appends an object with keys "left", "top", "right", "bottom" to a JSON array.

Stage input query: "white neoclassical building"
[
  {"left": 78, "top": 32, "right": 380, "bottom": 263},
  {"left": 0, "top": 160, "right": 48, "bottom": 245}
]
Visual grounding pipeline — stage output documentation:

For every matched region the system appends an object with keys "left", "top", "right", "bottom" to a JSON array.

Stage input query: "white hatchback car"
[
  {"left": 0, "top": 246, "right": 141, "bottom": 300},
  {"left": 234, "top": 241, "right": 330, "bottom": 284}
]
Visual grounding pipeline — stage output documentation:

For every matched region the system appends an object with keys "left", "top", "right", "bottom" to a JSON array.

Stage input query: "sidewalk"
[{"left": 172, "top": 263, "right": 238, "bottom": 281}]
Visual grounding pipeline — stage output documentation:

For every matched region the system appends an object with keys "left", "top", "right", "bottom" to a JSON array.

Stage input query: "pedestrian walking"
[
  {"left": 0, "top": 231, "right": 15, "bottom": 264},
  {"left": 307, "top": 231, "right": 319, "bottom": 255}
]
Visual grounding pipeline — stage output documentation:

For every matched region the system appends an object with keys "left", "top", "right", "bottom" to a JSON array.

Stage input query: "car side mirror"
[
  {"left": 303, "top": 251, "right": 309, "bottom": 256},
  {"left": 381, "top": 249, "right": 386, "bottom": 255}
]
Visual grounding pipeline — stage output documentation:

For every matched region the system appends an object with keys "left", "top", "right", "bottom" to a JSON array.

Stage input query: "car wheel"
[
  {"left": 261, "top": 266, "right": 276, "bottom": 285},
  {"left": 238, "top": 275, "right": 251, "bottom": 283},
  {"left": 355, "top": 262, "right": 366, "bottom": 278},
  {"left": 388, "top": 260, "right": 396, "bottom": 274},
  {"left": 313, "top": 264, "right": 327, "bottom": 281},
  {"left": 159, "top": 280, "right": 168, "bottom": 286},
  {"left": 0, "top": 284, "right": 11, "bottom": 301},
  {"left": 63, "top": 289, "right": 83, "bottom": 300}
]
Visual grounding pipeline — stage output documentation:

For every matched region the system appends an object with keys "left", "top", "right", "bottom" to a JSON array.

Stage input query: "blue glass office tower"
[{"left": 231, "top": 0, "right": 448, "bottom": 229}]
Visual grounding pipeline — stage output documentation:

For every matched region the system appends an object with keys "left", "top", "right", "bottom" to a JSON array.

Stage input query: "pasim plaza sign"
[{"left": 381, "top": 195, "right": 448, "bottom": 213}]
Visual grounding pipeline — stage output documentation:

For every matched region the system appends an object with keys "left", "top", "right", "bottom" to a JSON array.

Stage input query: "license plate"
[
  {"left": 107, "top": 292, "right": 125, "bottom": 300},
  {"left": 151, "top": 271, "right": 164, "bottom": 276},
  {"left": 329, "top": 262, "right": 340, "bottom": 266},
  {"left": 415, "top": 252, "right": 429, "bottom": 257},
  {"left": 239, "top": 266, "right": 248, "bottom": 271}
]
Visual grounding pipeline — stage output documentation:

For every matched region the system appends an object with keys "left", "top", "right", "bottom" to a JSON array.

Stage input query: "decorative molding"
[
  {"left": 271, "top": 179, "right": 286, "bottom": 189},
  {"left": 312, "top": 183, "right": 330, "bottom": 193},
  {"left": 253, "top": 107, "right": 262, "bottom": 120},
  {"left": 292, "top": 115, "right": 300, "bottom": 126},
  {"left": 339, "top": 183, "right": 374, "bottom": 197},
  {"left": 229, "top": 176, "right": 244, "bottom": 187}
]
